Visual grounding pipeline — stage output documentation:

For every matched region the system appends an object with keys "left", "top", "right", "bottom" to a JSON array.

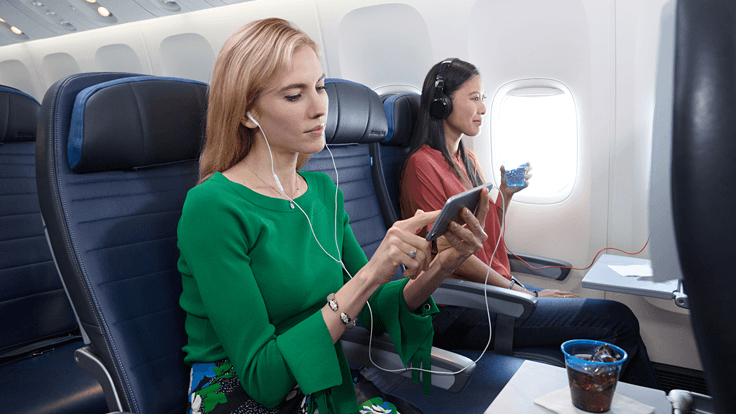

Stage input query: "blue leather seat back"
[
  {"left": 2, "top": 85, "right": 107, "bottom": 414},
  {"left": 36, "top": 74, "right": 207, "bottom": 414},
  {"left": 0, "top": 86, "right": 78, "bottom": 354},
  {"left": 371, "top": 93, "right": 420, "bottom": 228},
  {"left": 301, "top": 79, "right": 390, "bottom": 260}
]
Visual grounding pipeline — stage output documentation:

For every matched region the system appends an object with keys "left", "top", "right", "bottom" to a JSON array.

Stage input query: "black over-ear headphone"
[{"left": 430, "top": 58, "right": 457, "bottom": 119}]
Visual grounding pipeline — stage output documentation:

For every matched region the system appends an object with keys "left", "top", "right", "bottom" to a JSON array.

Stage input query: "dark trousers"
[{"left": 432, "top": 291, "right": 660, "bottom": 389}]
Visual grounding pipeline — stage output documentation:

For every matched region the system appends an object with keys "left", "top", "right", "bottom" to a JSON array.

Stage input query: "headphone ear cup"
[{"left": 430, "top": 94, "right": 453, "bottom": 119}]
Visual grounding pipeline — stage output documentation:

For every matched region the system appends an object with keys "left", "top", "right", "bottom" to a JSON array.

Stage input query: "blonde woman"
[{"left": 177, "top": 19, "right": 489, "bottom": 414}]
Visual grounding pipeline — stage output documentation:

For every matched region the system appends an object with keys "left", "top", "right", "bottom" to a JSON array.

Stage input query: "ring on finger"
[{"left": 408, "top": 250, "right": 417, "bottom": 258}]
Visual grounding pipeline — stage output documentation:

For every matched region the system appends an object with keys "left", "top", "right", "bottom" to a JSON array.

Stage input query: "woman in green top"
[{"left": 177, "top": 18, "right": 489, "bottom": 414}]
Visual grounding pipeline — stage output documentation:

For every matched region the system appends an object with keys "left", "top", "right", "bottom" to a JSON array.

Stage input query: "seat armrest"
[
  {"left": 432, "top": 278, "right": 537, "bottom": 320},
  {"left": 75, "top": 346, "right": 124, "bottom": 413},
  {"left": 341, "top": 329, "right": 475, "bottom": 394},
  {"left": 508, "top": 253, "right": 572, "bottom": 281}
]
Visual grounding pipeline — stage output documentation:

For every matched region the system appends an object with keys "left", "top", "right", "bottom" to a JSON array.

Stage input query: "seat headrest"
[
  {"left": 324, "top": 79, "right": 387, "bottom": 144},
  {"left": 0, "top": 86, "right": 40, "bottom": 144},
  {"left": 67, "top": 76, "right": 208, "bottom": 173},
  {"left": 382, "top": 93, "right": 420, "bottom": 147}
]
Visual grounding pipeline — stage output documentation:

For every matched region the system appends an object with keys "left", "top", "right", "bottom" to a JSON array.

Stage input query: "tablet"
[{"left": 425, "top": 182, "right": 494, "bottom": 242}]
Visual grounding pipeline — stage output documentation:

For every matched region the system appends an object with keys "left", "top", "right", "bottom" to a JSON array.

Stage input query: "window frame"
[{"left": 490, "top": 78, "right": 579, "bottom": 204}]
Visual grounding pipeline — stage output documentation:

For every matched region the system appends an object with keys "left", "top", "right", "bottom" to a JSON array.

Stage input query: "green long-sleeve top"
[{"left": 177, "top": 171, "right": 438, "bottom": 413}]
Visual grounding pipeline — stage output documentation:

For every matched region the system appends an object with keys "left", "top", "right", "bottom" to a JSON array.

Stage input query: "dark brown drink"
[{"left": 566, "top": 365, "right": 618, "bottom": 412}]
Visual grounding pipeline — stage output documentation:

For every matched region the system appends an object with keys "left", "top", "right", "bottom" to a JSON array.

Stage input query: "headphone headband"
[{"left": 430, "top": 58, "right": 457, "bottom": 119}]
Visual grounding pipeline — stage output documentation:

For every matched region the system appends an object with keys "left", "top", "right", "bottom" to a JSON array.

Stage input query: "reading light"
[
  {"left": 10, "top": 26, "right": 23, "bottom": 35},
  {"left": 86, "top": 0, "right": 97, "bottom": 3},
  {"left": 97, "top": 6, "right": 110, "bottom": 16}
]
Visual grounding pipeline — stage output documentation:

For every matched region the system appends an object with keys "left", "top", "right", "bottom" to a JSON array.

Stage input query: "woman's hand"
[
  {"left": 361, "top": 209, "right": 440, "bottom": 287},
  {"left": 434, "top": 188, "right": 490, "bottom": 273},
  {"left": 499, "top": 163, "right": 533, "bottom": 198},
  {"left": 536, "top": 289, "right": 579, "bottom": 298}
]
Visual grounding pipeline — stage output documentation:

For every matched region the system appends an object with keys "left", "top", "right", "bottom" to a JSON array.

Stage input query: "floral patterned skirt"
[
  {"left": 188, "top": 359, "right": 411, "bottom": 414},
  {"left": 188, "top": 359, "right": 308, "bottom": 414}
]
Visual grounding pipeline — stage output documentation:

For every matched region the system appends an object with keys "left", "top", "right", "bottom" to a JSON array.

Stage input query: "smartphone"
[{"left": 425, "top": 182, "right": 494, "bottom": 242}]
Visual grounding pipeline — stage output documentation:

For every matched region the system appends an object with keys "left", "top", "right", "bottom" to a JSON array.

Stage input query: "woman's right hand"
[
  {"left": 434, "top": 189, "right": 490, "bottom": 273},
  {"left": 361, "top": 209, "right": 440, "bottom": 288}
]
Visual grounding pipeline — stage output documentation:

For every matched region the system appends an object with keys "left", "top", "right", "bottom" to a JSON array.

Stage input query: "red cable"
[{"left": 498, "top": 198, "right": 649, "bottom": 271}]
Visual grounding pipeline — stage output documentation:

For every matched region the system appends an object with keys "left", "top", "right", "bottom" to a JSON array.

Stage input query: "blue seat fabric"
[
  {"left": 0, "top": 85, "right": 107, "bottom": 413},
  {"left": 36, "top": 74, "right": 522, "bottom": 414},
  {"left": 36, "top": 73, "right": 207, "bottom": 414},
  {"left": 302, "top": 80, "right": 525, "bottom": 414}
]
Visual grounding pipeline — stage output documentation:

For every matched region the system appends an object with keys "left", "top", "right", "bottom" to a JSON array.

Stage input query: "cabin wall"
[{"left": 0, "top": 0, "right": 699, "bottom": 370}]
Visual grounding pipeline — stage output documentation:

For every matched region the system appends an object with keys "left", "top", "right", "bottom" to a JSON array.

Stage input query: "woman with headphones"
[
  {"left": 400, "top": 58, "right": 659, "bottom": 388},
  {"left": 177, "top": 20, "right": 490, "bottom": 414}
]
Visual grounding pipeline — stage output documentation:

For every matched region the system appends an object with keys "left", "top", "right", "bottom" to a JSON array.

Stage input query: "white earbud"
[{"left": 246, "top": 111, "right": 260, "bottom": 127}]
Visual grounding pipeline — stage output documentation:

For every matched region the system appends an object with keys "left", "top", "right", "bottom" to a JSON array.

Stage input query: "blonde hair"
[{"left": 199, "top": 18, "right": 319, "bottom": 183}]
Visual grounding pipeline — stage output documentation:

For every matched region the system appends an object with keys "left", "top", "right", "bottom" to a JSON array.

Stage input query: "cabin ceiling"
[{"left": 0, "top": 0, "right": 255, "bottom": 46}]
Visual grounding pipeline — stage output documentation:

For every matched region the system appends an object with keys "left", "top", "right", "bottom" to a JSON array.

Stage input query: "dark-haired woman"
[{"left": 400, "top": 58, "right": 659, "bottom": 388}]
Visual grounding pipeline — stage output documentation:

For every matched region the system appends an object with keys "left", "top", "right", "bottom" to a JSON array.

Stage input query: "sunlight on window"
[{"left": 491, "top": 81, "right": 577, "bottom": 203}]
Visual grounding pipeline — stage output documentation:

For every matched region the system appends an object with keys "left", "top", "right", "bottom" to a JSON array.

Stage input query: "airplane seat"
[
  {"left": 0, "top": 85, "right": 108, "bottom": 414},
  {"left": 34, "top": 73, "right": 485, "bottom": 414},
  {"left": 374, "top": 92, "right": 569, "bottom": 367},
  {"left": 301, "top": 79, "right": 527, "bottom": 414},
  {"left": 36, "top": 73, "right": 208, "bottom": 414},
  {"left": 663, "top": 0, "right": 736, "bottom": 412}
]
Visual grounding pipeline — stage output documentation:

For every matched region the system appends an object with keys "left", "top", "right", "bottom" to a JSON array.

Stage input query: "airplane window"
[
  {"left": 491, "top": 79, "right": 577, "bottom": 203},
  {"left": 160, "top": 33, "right": 215, "bottom": 83},
  {"left": 95, "top": 44, "right": 143, "bottom": 73},
  {"left": 0, "top": 60, "right": 37, "bottom": 98},
  {"left": 42, "top": 53, "right": 81, "bottom": 86},
  {"left": 338, "top": 3, "right": 432, "bottom": 91}
]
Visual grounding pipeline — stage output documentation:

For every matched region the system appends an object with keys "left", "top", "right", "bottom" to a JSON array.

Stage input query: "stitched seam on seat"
[
  {"left": 97, "top": 268, "right": 173, "bottom": 288},
  {"left": 0, "top": 152, "right": 35, "bottom": 156},
  {"left": 0, "top": 212, "right": 38, "bottom": 219},
  {"left": 84, "top": 235, "right": 176, "bottom": 254},
  {"left": 77, "top": 208, "right": 182, "bottom": 225},
  {"left": 70, "top": 188, "right": 187, "bottom": 202},
  {"left": 0, "top": 287, "right": 66, "bottom": 305},
  {"left": 0, "top": 191, "right": 37, "bottom": 197},
  {"left": 0, "top": 259, "right": 53, "bottom": 273},
  {"left": 65, "top": 170, "right": 195, "bottom": 186},
  {"left": 0, "top": 233, "right": 45, "bottom": 243}
]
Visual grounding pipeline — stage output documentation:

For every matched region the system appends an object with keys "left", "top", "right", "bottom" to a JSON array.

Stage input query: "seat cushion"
[{"left": 0, "top": 340, "right": 108, "bottom": 414}]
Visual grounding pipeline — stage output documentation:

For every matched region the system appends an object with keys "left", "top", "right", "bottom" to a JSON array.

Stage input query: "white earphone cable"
[{"left": 254, "top": 115, "right": 505, "bottom": 376}]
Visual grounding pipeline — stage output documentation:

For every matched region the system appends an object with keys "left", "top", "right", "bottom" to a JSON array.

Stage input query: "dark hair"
[{"left": 407, "top": 58, "right": 483, "bottom": 189}]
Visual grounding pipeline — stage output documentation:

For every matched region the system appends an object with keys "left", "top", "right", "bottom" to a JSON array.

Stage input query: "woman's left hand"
[
  {"left": 434, "top": 189, "right": 490, "bottom": 272},
  {"left": 537, "top": 289, "right": 579, "bottom": 298},
  {"left": 499, "top": 163, "right": 533, "bottom": 196}
]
